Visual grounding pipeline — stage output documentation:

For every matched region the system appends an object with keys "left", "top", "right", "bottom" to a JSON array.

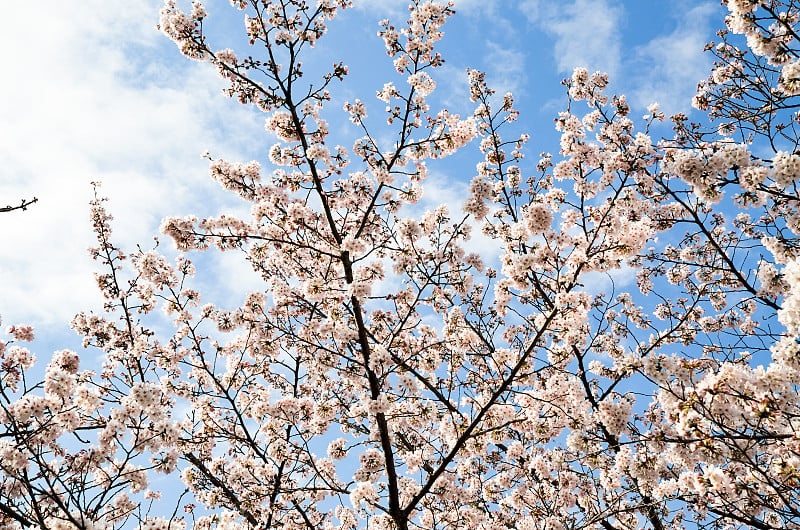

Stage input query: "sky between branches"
[{"left": 0, "top": 0, "right": 725, "bottom": 348}]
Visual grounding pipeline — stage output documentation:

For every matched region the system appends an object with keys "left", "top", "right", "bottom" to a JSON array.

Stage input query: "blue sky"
[{"left": 0, "top": 0, "right": 725, "bottom": 351}]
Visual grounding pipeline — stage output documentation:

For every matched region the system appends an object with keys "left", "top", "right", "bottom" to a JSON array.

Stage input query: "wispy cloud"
[
  {"left": 351, "top": 0, "right": 407, "bottom": 17},
  {"left": 0, "top": 1, "right": 264, "bottom": 327},
  {"left": 518, "top": 0, "right": 720, "bottom": 114},
  {"left": 520, "top": 0, "right": 623, "bottom": 76},
  {"left": 483, "top": 41, "right": 528, "bottom": 97},
  {"left": 352, "top": 0, "right": 499, "bottom": 16},
  {"left": 414, "top": 171, "right": 504, "bottom": 269},
  {"left": 434, "top": 38, "right": 527, "bottom": 117},
  {"left": 628, "top": 2, "right": 718, "bottom": 114}
]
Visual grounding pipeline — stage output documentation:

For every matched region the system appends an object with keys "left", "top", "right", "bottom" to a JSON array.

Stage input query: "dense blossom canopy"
[{"left": 3, "top": 1, "right": 800, "bottom": 530}]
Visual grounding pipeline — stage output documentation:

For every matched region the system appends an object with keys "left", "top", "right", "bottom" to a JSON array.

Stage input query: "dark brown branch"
[
  {"left": 0, "top": 500, "right": 32, "bottom": 528},
  {"left": 1, "top": 197, "right": 37, "bottom": 213},
  {"left": 183, "top": 452, "right": 259, "bottom": 528}
]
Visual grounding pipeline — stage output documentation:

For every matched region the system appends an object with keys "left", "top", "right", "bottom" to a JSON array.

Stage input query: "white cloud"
[
  {"left": 0, "top": 1, "right": 265, "bottom": 327},
  {"left": 484, "top": 41, "right": 527, "bottom": 98},
  {"left": 353, "top": 0, "right": 498, "bottom": 15},
  {"left": 518, "top": 0, "right": 719, "bottom": 114},
  {"left": 415, "top": 172, "right": 503, "bottom": 268},
  {"left": 520, "top": 0, "right": 623, "bottom": 76},
  {"left": 582, "top": 266, "right": 638, "bottom": 297},
  {"left": 351, "top": 0, "right": 406, "bottom": 17},
  {"left": 448, "top": 0, "right": 501, "bottom": 15},
  {"left": 628, "top": 3, "right": 718, "bottom": 114}
]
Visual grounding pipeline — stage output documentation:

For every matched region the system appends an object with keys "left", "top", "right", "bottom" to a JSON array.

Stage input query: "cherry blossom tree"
[{"left": 3, "top": 1, "right": 800, "bottom": 529}]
